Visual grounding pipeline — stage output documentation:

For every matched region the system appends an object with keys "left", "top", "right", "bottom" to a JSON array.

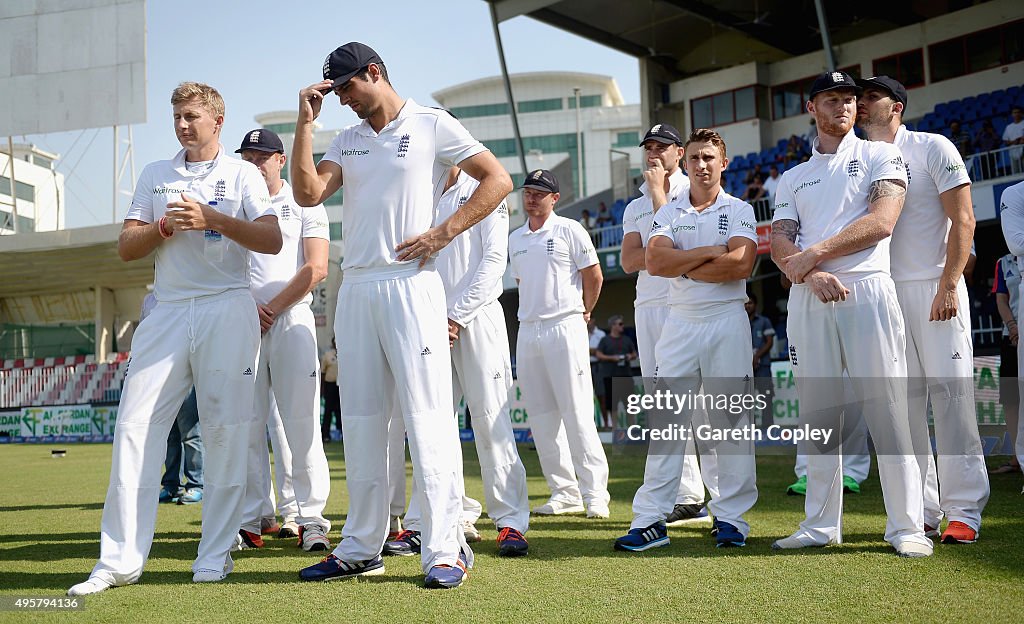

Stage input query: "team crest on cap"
[
  {"left": 249, "top": 130, "right": 261, "bottom": 143},
  {"left": 530, "top": 170, "right": 543, "bottom": 180},
  {"left": 831, "top": 72, "right": 844, "bottom": 83},
  {"left": 323, "top": 54, "right": 331, "bottom": 78},
  {"left": 650, "top": 124, "right": 662, "bottom": 134}
]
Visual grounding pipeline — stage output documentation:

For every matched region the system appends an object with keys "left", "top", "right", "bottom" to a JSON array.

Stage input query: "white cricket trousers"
[
  {"left": 794, "top": 375, "right": 871, "bottom": 483},
  {"left": 242, "top": 304, "right": 331, "bottom": 533},
  {"left": 630, "top": 306, "right": 757, "bottom": 535},
  {"left": 786, "top": 278, "right": 931, "bottom": 550},
  {"left": 332, "top": 268, "right": 465, "bottom": 573},
  {"left": 404, "top": 301, "right": 530, "bottom": 533},
  {"left": 635, "top": 303, "right": 718, "bottom": 504},
  {"left": 517, "top": 315, "right": 610, "bottom": 509},
  {"left": 1017, "top": 279, "right": 1024, "bottom": 468},
  {"left": 897, "top": 278, "right": 989, "bottom": 532},
  {"left": 89, "top": 289, "right": 260, "bottom": 585}
]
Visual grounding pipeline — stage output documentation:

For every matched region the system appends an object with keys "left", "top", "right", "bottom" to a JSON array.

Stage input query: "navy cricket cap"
[
  {"left": 807, "top": 71, "right": 861, "bottom": 100},
  {"left": 856, "top": 75, "right": 909, "bottom": 110},
  {"left": 640, "top": 123, "right": 683, "bottom": 146},
  {"left": 235, "top": 128, "right": 284, "bottom": 154},
  {"left": 323, "top": 42, "right": 383, "bottom": 88},
  {"left": 521, "top": 169, "right": 559, "bottom": 194}
]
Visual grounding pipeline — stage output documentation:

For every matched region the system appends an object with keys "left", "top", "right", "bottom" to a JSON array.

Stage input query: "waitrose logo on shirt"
[{"left": 340, "top": 148, "right": 370, "bottom": 156}]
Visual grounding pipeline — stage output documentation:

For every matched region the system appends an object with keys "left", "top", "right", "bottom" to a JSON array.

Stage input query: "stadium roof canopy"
[
  {"left": 485, "top": 0, "right": 978, "bottom": 78},
  {"left": 0, "top": 225, "right": 152, "bottom": 299}
]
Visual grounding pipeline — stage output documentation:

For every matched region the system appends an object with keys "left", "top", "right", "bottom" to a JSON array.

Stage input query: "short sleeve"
[
  {"left": 240, "top": 164, "right": 274, "bottom": 220},
  {"left": 771, "top": 174, "right": 797, "bottom": 224},
  {"left": 125, "top": 165, "right": 155, "bottom": 223},
  {"left": 301, "top": 203, "right": 330, "bottom": 240},
  {"left": 434, "top": 112, "right": 487, "bottom": 168},
  {"left": 321, "top": 132, "right": 346, "bottom": 167},
  {"left": 567, "top": 221, "right": 599, "bottom": 270},
  {"left": 925, "top": 135, "right": 971, "bottom": 194},
  {"left": 730, "top": 202, "right": 758, "bottom": 243},
  {"left": 869, "top": 142, "right": 910, "bottom": 185},
  {"left": 649, "top": 206, "right": 674, "bottom": 242}
]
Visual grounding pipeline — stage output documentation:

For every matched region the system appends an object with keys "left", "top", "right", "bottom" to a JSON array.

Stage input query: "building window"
[
  {"left": 0, "top": 175, "right": 35, "bottom": 203},
  {"left": 614, "top": 131, "right": 640, "bottom": 147},
  {"left": 771, "top": 66, "right": 860, "bottom": 120},
  {"left": 929, "top": 20, "right": 1024, "bottom": 83},
  {"left": 450, "top": 103, "right": 511, "bottom": 119},
  {"left": 691, "top": 86, "right": 758, "bottom": 128},
  {"left": 873, "top": 49, "right": 925, "bottom": 88},
  {"left": 487, "top": 132, "right": 585, "bottom": 193},
  {"left": 568, "top": 94, "right": 602, "bottom": 108},
  {"left": 518, "top": 98, "right": 563, "bottom": 113},
  {"left": 263, "top": 122, "right": 295, "bottom": 135},
  {"left": 31, "top": 154, "right": 53, "bottom": 169}
]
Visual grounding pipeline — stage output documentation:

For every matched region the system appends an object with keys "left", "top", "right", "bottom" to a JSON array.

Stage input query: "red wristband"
[{"left": 158, "top": 216, "right": 173, "bottom": 238}]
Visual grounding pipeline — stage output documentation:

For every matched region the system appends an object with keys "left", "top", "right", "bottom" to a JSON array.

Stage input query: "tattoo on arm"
[
  {"left": 772, "top": 219, "right": 798, "bottom": 243},
  {"left": 868, "top": 179, "right": 907, "bottom": 204}
]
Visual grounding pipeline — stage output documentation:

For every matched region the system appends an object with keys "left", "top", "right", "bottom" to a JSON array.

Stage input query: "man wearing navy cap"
[
  {"left": 856, "top": 76, "right": 989, "bottom": 545},
  {"left": 620, "top": 123, "right": 717, "bottom": 528},
  {"left": 233, "top": 127, "right": 335, "bottom": 553},
  {"left": 770, "top": 71, "right": 932, "bottom": 557},
  {"left": 289, "top": 42, "right": 512, "bottom": 589},
  {"left": 509, "top": 169, "right": 611, "bottom": 520}
]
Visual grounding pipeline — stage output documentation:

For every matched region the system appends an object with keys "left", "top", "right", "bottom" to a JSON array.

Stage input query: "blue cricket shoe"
[
  {"left": 713, "top": 520, "right": 746, "bottom": 547},
  {"left": 424, "top": 551, "right": 469, "bottom": 589},
  {"left": 613, "top": 522, "right": 669, "bottom": 552},
  {"left": 299, "top": 554, "right": 385, "bottom": 582}
]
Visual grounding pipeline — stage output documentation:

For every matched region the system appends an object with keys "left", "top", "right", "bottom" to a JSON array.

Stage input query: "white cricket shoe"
[
  {"left": 531, "top": 499, "right": 585, "bottom": 515},
  {"left": 894, "top": 541, "right": 933, "bottom": 558},
  {"left": 67, "top": 577, "right": 112, "bottom": 596},
  {"left": 299, "top": 524, "right": 331, "bottom": 552},
  {"left": 771, "top": 532, "right": 834, "bottom": 550},
  {"left": 461, "top": 520, "right": 482, "bottom": 543},
  {"left": 586, "top": 504, "right": 610, "bottom": 519},
  {"left": 193, "top": 554, "right": 234, "bottom": 583}
]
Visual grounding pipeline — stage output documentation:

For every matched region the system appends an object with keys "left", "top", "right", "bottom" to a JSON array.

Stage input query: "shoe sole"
[
  {"left": 666, "top": 515, "right": 713, "bottom": 527},
  {"left": 382, "top": 547, "right": 418, "bottom": 557},
  {"left": 941, "top": 535, "right": 977, "bottom": 544},
  {"left": 497, "top": 546, "right": 529, "bottom": 557},
  {"left": 279, "top": 530, "right": 299, "bottom": 539},
  {"left": 532, "top": 505, "right": 585, "bottom": 515},
  {"left": 614, "top": 536, "right": 670, "bottom": 552},
  {"left": 305, "top": 566, "right": 386, "bottom": 582},
  {"left": 464, "top": 534, "right": 482, "bottom": 543},
  {"left": 716, "top": 540, "right": 746, "bottom": 548},
  {"left": 424, "top": 578, "right": 464, "bottom": 589},
  {"left": 302, "top": 541, "right": 331, "bottom": 552}
]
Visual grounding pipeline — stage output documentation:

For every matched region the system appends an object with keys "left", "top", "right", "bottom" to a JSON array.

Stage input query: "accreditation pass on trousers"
[
  {"left": 887, "top": 124, "right": 988, "bottom": 538},
  {"left": 771, "top": 130, "right": 933, "bottom": 554},
  {"left": 242, "top": 179, "right": 333, "bottom": 543},
  {"left": 75, "top": 147, "right": 273, "bottom": 593}
]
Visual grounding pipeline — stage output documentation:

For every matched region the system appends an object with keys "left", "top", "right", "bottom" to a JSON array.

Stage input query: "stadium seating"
[{"left": 0, "top": 353, "right": 129, "bottom": 408}]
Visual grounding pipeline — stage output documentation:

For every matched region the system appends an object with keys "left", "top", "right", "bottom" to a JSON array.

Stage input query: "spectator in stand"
[
  {"left": 975, "top": 120, "right": 1003, "bottom": 178},
  {"left": 587, "top": 318, "right": 607, "bottom": 412},
  {"left": 1002, "top": 106, "right": 1024, "bottom": 147},
  {"left": 783, "top": 134, "right": 806, "bottom": 166},
  {"left": 320, "top": 337, "right": 340, "bottom": 444},
  {"left": 594, "top": 315, "right": 637, "bottom": 430},
  {"left": 740, "top": 173, "right": 767, "bottom": 203},
  {"left": 595, "top": 202, "right": 613, "bottom": 228},
  {"left": 762, "top": 165, "right": 781, "bottom": 200},
  {"left": 948, "top": 120, "right": 973, "bottom": 159},
  {"left": 579, "top": 209, "right": 595, "bottom": 231}
]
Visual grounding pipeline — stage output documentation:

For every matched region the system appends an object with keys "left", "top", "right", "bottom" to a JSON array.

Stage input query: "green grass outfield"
[{"left": 0, "top": 442, "right": 1021, "bottom": 623}]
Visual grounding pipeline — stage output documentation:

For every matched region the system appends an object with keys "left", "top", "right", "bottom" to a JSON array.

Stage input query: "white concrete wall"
[{"left": 0, "top": 150, "right": 65, "bottom": 233}]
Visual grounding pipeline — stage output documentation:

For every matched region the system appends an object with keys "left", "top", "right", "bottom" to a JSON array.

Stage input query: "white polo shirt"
[
  {"left": 321, "top": 99, "right": 486, "bottom": 279},
  {"left": 772, "top": 130, "right": 908, "bottom": 284},
  {"left": 889, "top": 125, "right": 972, "bottom": 282},
  {"left": 248, "top": 180, "right": 329, "bottom": 307},
  {"left": 622, "top": 168, "right": 689, "bottom": 308},
  {"left": 649, "top": 189, "right": 757, "bottom": 315},
  {"left": 509, "top": 214, "right": 598, "bottom": 323},
  {"left": 1003, "top": 120, "right": 1024, "bottom": 144},
  {"left": 435, "top": 171, "right": 509, "bottom": 326},
  {"left": 126, "top": 147, "right": 274, "bottom": 302},
  {"left": 1001, "top": 181, "right": 1024, "bottom": 273}
]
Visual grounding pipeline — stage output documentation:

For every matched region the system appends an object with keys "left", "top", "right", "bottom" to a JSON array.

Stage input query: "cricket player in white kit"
[
  {"left": 770, "top": 71, "right": 932, "bottom": 557},
  {"left": 999, "top": 180, "right": 1024, "bottom": 471},
  {"left": 509, "top": 169, "right": 611, "bottom": 519},
  {"left": 69, "top": 83, "right": 283, "bottom": 596},
  {"left": 615, "top": 128, "right": 758, "bottom": 552},
  {"left": 290, "top": 43, "right": 512, "bottom": 589},
  {"left": 233, "top": 128, "right": 334, "bottom": 552},
  {"left": 620, "top": 123, "right": 717, "bottom": 524},
  {"left": 387, "top": 165, "right": 530, "bottom": 557},
  {"left": 856, "top": 76, "right": 989, "bottom": 545}
]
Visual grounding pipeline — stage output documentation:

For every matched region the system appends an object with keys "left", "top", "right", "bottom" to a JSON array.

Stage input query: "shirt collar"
[
  {"left": 673, "top": 188, "right": 733, "bottom": 216},
  {"left": 172, "top": 145, "right": 225, "bottom": 176},
  {"left": 524, "top": 213, "right": 556, "bottom": 235},
  {"left": 894, "top": 124, "right": 909, "bottom": 145},
  {"left": 354, "top": 97, "right": 417, "bottom": 137},
  {"left": 811, "top": 129, "right": 857, "bottom": 159}
]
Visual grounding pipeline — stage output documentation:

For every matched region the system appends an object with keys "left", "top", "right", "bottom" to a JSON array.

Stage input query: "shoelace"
[
  {"left": 497, "top": 527, "right": 524, "bottom": 542},
  {"left": 393, "top": 529, "right": 416, "bottom": 542}
]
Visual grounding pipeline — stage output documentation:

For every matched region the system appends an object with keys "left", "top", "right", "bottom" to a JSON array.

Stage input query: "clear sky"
[{"left": 21, "top": 0, "right": 640, "bottom": 228}]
